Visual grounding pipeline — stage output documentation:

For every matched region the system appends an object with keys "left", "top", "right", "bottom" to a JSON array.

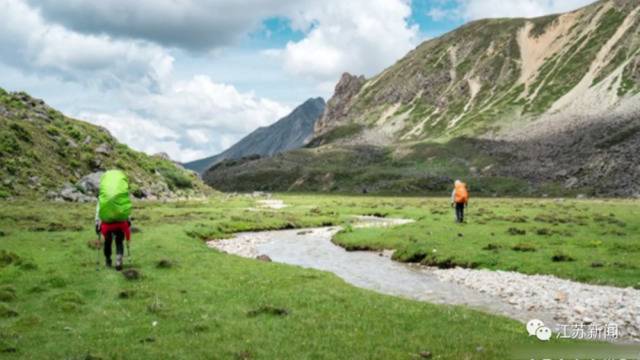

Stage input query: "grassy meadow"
[{"left": 0, "top": 194, "right": 638, "bottom": 358}]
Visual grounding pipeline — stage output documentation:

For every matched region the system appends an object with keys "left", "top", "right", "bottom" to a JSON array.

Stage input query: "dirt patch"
[
  {"left": 362, "top": 212, "right": 388, "bottom": 218},
  {"left": 512, "top": 243, "right": 537, "bottom": 252},
  {"left": 189, "top": 323, "right": 210, "bottom": 333},
  {"left": 247, "top": 305, "right": 289, "bottom": 317},
  {"left": 550, "top": 5, "right": 639, "bottom": 113},
  {"left": 507, "top": 228, "right": 527, "bottom": 236},
  {"left": 0, "top": 303, "right": 18, "bottom": 318},
  {"left": 482, "top": 243, "right": 501, "bottom": 252},
  {"left": 87, "top": 240, "right": 101, "bottom": 250},
  {"left": 551, "top": 252, "right": 575, "bottom": 262},
  {"left": 29, "top": 223, "right": 83, "bottom": 232},
  {"left": 0, "top": 250, "right": 21, "bottom": 268},
  {"left": 0, "top": 286, "right": 17, "bottom": 302},
  {"left": 256, "top": 199, "right": 287, "bottom": 209},
  {"left": 139, "top": 337, "right": 156, "bottom": 344},
  {"left": 517, "top": 12, "right": 577, "bottom": 87},
  {"left": 118, "top": 290, "right": 136, "bottom": 299},
  {"left": 156, "top": 259, "right": 174, "bottom": 269},
  {"left": 122, "top": 269, "right": 141, "bottom": 280}
]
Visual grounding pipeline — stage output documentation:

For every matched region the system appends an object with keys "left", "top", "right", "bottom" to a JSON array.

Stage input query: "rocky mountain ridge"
[
  {"left": 204, "top": 0, "right": 640, "bottom": 197},
  {"left": 186, "top": 97, "right": 325, "bottom": 174},
  {"left": 315, "top": 0, "right": 640, "bottom": 145}
]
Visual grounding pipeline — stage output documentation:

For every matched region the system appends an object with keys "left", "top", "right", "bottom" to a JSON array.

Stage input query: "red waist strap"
[{"left": 100, "top": 221, "right": 131, "bottom": 241}]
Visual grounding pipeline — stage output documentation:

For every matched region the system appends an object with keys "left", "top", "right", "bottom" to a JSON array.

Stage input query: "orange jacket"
[{"left": 452, "top": 182, "right": 469, "bottom": 204}]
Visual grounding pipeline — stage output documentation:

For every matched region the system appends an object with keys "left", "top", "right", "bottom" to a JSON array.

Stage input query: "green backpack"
[{"left": 98, "top": 170, "right": 132, "bottom": 223}]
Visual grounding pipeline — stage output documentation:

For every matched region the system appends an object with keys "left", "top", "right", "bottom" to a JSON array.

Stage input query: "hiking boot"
[
  {"left": 105, "top": 258, "right": 112, "bottom": 268},
  {"left": 115, "top": 255, "right": 123, "bottom": 271}
]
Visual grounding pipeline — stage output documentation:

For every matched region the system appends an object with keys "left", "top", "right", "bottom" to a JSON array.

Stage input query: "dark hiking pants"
[
  {"left": 104, "top": 230, "right": 124, "bottom": 261},
  {"left": 455, "top": 203, "right": 465, "bottom": 223}
]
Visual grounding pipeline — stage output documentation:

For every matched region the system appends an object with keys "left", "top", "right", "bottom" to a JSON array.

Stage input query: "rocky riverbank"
[
  {"left": 208, "top": 219, "right": 640, "bottom": 343},
  {"left": 431, "top": 267, "right": 640, "bottom": 341}
]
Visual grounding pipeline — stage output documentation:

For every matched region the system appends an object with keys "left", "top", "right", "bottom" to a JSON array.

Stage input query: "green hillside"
[{"left": 0, "top": 88, "right": 211, "bottom": 200}]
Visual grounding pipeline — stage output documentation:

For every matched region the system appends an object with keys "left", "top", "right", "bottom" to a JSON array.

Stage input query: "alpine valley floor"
[{"left": 1, "top": 194, "right": 639, "bottom": 359}]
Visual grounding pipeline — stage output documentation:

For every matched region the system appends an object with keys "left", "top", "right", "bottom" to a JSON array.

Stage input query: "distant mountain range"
[
  {"left": 185, "top": 97, "right": 325, "bottom": 174},
  {"left": 204, "top": 0, "right": 640, "bottom": 197}
]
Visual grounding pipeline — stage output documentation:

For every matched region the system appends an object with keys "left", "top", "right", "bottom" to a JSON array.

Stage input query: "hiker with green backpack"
[{"left": 94, "top": 170, "right": 133, "bottom": 271}]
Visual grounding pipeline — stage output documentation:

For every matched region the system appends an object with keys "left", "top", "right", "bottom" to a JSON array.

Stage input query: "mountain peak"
[
  {"left": 309, "top": 1, "right": 640, "bottom": 145},
  {"left": 185, "top": 97, "right": 326, "bottom": 174},
  {"left": 203, "top": 1, "right": 640, "bottom": 197}
]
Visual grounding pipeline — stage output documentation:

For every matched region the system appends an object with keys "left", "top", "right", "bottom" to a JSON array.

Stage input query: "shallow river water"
[
  {"left": 209, "top": 216, "right": 640, "bottom": 342},
  {"left": 255, "top": 226, "right": 556, "bottom": 326}
]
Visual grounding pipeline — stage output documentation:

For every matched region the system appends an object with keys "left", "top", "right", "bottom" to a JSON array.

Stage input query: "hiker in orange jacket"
[{"left": 451, "top": 180, "right": 469, "bottom": 223}]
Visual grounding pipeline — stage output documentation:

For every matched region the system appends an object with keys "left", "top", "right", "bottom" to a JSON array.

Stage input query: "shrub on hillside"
[{"left": 158, "top": 166, "right": 193, "bottom": 190}]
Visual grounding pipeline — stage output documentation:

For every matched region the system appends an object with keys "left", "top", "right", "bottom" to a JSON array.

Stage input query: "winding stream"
[{"left": 209, "top": 216, "right": 640, "bottom": 342}]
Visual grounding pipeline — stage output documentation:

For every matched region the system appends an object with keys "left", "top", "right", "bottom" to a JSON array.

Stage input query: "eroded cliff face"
[
  {"left": 314, "top": 73, "right": 366, "bottom": 136},
  {"left": 311, "top": 0, "right": 640, "bottom": 146},
  {"left": 203, "top": 0, "right": 640, "bottom": 197}
]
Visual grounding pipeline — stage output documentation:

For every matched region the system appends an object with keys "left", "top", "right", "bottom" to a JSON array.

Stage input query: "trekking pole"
[
  {"left": 126, "top": 241, "right": 131, "bottom": 264},
  {"left": 95, "top": 233, "right": 102, "bottom": 272}
]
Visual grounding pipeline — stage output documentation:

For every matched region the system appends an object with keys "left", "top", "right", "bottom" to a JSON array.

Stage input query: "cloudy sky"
[{"left": 0, "top": 0, "right": 595, "bottom": 162}]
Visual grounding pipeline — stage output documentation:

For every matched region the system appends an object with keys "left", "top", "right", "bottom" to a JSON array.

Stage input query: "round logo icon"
[
  {"left": 526, "top": 319, "right": 552, "bottom": 341},
  {"left": 535, "top": 326, "right": 552, "bottom": 341},
  {"left": 526, "top": 319, "right": 544, "bottom": 336}
]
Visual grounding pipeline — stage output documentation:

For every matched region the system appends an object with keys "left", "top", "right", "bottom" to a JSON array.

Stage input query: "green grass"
[
  {"left": 529, "top": 15, "right": 559, "bottom": 38},
  {"left": 618, "top": 62, "right": 639, "bottom": 96},
  {"left": 0, "top": 196, "right": 605, "bottom": 358},
  {"left": 0, "top": 89, "right": 209, "bottom": 199},
  {"left": 333, "top": 197, "right": 640, "bottom": 288},
  {"left": 307, "top": 124, "right": 364, "bottom": 147},
  {"left": 206, "top": 138, "right": 575, "bottom": 197}
]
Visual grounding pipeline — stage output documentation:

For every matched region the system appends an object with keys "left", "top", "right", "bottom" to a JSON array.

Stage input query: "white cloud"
[
  {"left": 186, "top": 129, "right": 211, "bottom": 145},
  {"left": 28, "top": 0, "right": 308, "bottom": 51},
  {"left": 445, "top": 0, "right": 594, "bottom": 21},
  {"left": 427, "top": 8, "right": 449, "bottom": 21},
  {"left": 0, "top": 0, "right": 294, "bottom": 163},
  {"left": 78, "top": 75, "right": 291, "bottom": 162},
  {"left": 132, "top": 75, "right": 291, "bottom": 133},
  {"left": 0, "top": 0, "right": 422, "bottom": 163},
  {"left": 0, "top": 0, "right": 173, "bottom": 89},
  {"left": 276, "top": 0, "right": 418, "bottom": 82}
]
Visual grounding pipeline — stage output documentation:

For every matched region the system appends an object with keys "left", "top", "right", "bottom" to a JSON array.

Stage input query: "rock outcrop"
[{"left": 313, "top": 73, "right": 366, "bottom": 136}]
